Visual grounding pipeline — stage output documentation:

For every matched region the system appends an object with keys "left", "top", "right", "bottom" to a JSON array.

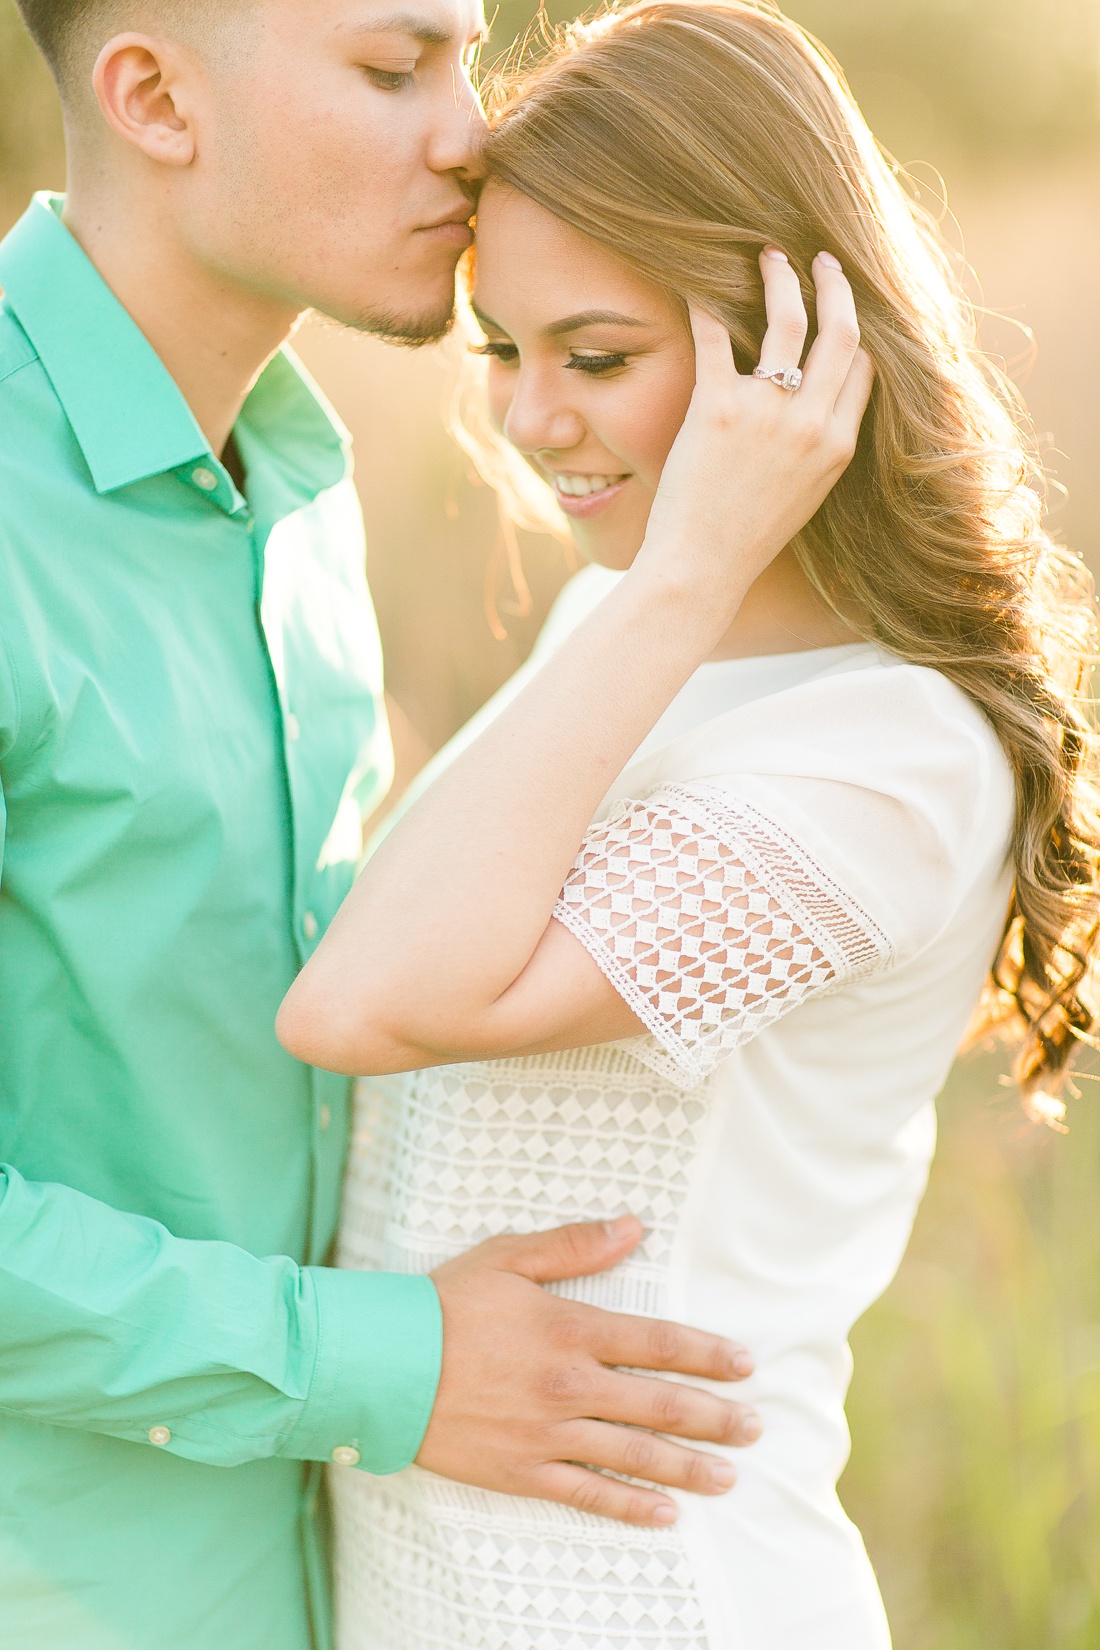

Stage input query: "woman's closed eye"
[
  {"left": 470, "top": 342, "right": 630, "bottom": 375},
  {"left": 471, "top": 340, "right": 519, "bottom": 364},
  {"left": 565, "top": 350, "right": 629, "bottom": 375}
]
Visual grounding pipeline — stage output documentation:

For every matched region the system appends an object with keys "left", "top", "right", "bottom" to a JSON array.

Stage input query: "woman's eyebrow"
[
  {"left": 470, "top": 303, "right": 505, "bottom": 333},
  {"left": 545, "top": 310, "right": 650, "bottom": 337}
]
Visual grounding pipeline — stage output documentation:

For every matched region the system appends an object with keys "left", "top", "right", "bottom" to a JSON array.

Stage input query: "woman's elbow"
[{"left": 275, "top": 977, "right": 428, "bottom": 1076}]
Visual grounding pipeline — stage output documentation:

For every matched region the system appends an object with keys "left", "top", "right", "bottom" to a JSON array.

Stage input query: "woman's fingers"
[
  {"left": 834, "top": 345, "right": 876, "bottom": 437},
  {"left": 688, "top": 303, "right": 741, "bottom": 395},
  {"left": 755, "top": 247, "right": 809, "bottom": 378},
  {"left": 800, "top": 251, "right": 863, "bottom": 407}
]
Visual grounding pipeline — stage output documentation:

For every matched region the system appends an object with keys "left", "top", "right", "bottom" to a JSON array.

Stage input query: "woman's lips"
[{"left": 548, "top": 475, "right": 631, "bottom": 518}]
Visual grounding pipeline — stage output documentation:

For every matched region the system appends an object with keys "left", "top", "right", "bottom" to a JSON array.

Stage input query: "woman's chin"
[{"left": 571, "top": 528, "right": 645, "bottom": 573}]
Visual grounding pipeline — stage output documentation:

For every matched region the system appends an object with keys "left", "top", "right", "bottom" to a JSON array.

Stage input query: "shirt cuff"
[{"left": 282, "top": 1267, "right": 442, "bottom": 1474}]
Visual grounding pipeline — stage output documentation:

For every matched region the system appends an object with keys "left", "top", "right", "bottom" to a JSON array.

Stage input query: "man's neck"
[{"left": 62, "top": 184, "right": 302, "bottom": 460}]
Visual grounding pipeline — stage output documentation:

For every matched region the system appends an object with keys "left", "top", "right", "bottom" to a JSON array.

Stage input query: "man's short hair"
[{"left": 14, "top": 1, "right": 101, "bottom": 77}]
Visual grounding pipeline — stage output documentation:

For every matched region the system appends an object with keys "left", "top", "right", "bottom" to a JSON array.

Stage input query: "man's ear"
[{"left": 92, "top": 34, "right": 198, "bottom": 166}]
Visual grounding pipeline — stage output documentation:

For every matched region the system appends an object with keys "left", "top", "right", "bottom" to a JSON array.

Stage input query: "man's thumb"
[{"left": 501, "top": 1215, "right": 644, "bottom": 1284}]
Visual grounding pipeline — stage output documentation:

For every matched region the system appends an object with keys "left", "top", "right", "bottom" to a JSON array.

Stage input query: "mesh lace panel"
[
  {"left": 554, "top": 783, "right": 892, "bottom": 1087},
  {"left": 333, "top": 1468, "right": 709, "bottom": 1650},
  {"left": 335, "top": 1049, "right": 716, "bottom": 1650},
  {"left": 333, "top": 790, "right": 895, "bottom": 1649}
]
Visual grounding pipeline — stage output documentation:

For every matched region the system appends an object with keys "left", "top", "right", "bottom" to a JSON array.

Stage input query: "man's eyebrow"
[{"left": 345, "top": 13, "right": 486, "bottom": 46}]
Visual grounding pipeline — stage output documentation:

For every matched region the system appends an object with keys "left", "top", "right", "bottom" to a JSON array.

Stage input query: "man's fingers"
[
  {"left": 586, "top": 1305, "right": 752, "bottom": 1383},
  {"left": 493, "top": 1216, "right": 644, "bottom": 1285},
  {"left": 593, "top": 1368, "right": 762, "bottom": 1448},
  {"left": 533, "top": 1461, "right": 680, "bottom": 1528},
  {"left": 562, "top": 1420, "right": 737, "bottom": 1497}
]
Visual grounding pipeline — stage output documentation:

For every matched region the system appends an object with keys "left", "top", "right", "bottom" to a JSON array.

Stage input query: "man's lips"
[{"left": 417, "top": 205, "right": 475, "bottom": 244}]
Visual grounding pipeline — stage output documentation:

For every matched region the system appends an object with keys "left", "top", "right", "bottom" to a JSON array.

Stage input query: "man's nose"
[{"left": 429, "top": 62, "right": 489, "bottom": 181}]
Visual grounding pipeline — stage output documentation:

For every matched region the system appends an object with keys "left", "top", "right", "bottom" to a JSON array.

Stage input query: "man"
[{"left": 0, "top": 3, "right": 758, "bottom": 1647}]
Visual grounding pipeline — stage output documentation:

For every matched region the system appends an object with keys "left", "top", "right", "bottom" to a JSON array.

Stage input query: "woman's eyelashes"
[
  {"left": 470, "top": 342, "right": 630, "bottom": 375},
  {"left": 565, "top": 351, "right": 629, "bottom": 375}
]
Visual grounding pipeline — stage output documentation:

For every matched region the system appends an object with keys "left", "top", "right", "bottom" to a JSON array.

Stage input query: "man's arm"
[{"left": 0, "top": 1162, "right": 756, "bottom": 1521}]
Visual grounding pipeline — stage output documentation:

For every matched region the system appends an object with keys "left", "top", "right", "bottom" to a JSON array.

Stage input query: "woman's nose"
[{"left": 502, "top": 374, "right": 586, "bottom": 456}]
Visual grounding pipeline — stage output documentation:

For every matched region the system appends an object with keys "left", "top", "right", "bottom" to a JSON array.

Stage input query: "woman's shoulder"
[
  {"left": 610, "top": 649, "right": 1016, "bottom": 956},
  {"left": 655, "top": 647, "right": 1013, "bottom": 806}
]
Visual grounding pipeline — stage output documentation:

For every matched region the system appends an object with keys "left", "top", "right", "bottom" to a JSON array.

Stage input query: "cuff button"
[
  {"left": 148, "top": 1426, "right": 172, "bottom": 1447},
  {"left": 331, "top": 1444, "right": 361, "bottom": 1467}
]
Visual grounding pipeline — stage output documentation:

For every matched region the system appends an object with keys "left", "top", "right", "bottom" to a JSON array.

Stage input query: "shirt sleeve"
[
  {"left": 0, "top": 1158, "right": 441, "bottom": 1473},
  {"left": 553, "top": 780, "right": 895, "bottom": 1088}
]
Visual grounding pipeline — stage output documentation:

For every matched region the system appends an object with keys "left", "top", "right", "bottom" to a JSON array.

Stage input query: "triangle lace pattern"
[{"left": 553, "top": 782, "right": 894, "bottom": 1090}]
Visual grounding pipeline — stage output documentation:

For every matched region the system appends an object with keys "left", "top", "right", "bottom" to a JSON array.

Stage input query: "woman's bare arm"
[{"left": 278, "top": 255, "right": 873, "bottom": 1075}]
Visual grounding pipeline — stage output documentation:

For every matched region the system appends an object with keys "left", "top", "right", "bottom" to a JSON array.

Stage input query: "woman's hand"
[{"left": 635, "top": 249, "right": 874, "bottom": 626}]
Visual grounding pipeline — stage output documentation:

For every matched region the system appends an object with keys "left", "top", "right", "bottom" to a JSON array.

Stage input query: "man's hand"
[{"left": 417, "top": 1216, "right": 760, "bottom": 1526}]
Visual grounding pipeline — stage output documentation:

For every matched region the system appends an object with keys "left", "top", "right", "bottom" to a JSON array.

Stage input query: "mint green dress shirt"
[{"left": 0, "top": 195, "right": 442, "bottom": 1650}]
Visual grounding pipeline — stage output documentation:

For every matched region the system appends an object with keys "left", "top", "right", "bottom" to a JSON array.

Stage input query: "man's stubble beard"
[{"left": 348, "top": 298, "right": 459, "bottom": 348}]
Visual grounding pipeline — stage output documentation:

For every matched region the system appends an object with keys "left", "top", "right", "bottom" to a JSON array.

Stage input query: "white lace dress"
[{"left": 332, "top": 568, "right": 1016, "bottom": 1650}]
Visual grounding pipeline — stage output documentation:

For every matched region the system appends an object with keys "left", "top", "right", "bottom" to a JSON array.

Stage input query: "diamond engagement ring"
[{"left": 752, "top": 365, "right": 803, "bottom": 391}]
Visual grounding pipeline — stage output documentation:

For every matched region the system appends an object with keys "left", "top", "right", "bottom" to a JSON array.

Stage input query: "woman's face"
[{"left": 471, "top": 183, "right": 697, "bottom": 569}]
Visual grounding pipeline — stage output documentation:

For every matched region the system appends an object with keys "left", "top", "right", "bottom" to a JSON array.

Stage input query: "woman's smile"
[{"left": 542, "top": 470, "right": 633, "bottom": 514}]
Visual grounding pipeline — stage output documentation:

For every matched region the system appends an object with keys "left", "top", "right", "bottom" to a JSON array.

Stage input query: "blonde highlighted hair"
[{"left": 457, "top": 0, "right": 1100, "bottom": 1110}]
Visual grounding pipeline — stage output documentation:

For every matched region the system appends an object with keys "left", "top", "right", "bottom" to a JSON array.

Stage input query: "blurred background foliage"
[{"left": 2, "top": 0, "right": 1100, "bottom": 1644}]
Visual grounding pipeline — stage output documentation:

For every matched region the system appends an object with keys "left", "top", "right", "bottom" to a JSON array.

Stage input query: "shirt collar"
[{"left": 0, "top": 193, "right": 350, "bottom": 502}]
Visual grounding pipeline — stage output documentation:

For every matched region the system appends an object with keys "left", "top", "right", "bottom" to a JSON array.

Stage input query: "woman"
[{"left": 278, "top": 3, "right": 1100, "bottom": 1645}]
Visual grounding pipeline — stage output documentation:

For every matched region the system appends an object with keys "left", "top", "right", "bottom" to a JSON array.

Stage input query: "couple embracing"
[{"left": 2, "top": 1, "right": 1097, "bottom": 1648}]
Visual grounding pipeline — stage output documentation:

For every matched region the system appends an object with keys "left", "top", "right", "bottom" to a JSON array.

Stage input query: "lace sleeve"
[{"left": 552, "top": 782, "right": 894, "bottom": 1087}]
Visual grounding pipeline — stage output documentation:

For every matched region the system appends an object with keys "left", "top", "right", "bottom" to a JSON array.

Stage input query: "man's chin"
[{"left": 349, "top": 298, "right": 457, "bottom": 348}]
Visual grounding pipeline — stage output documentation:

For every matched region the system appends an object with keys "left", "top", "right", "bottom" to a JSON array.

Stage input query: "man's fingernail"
[
  {"left": 603, "top": 1215, "right": 638, "bottom": 1240},
  {"left": 741, "top": 1413, "right": 763, "bottom": 1443},
  {"left": 816, "top": 250, "right": 842, "bottom": 269},
  {"left": 651, "top": 1503, "right": 679, "bottom": 1524},
  {"left": 762, "top": 245, "right": 788, "bottom": 261},
  {"left": 733, "top": 1350, "right": 754, "bottom": 1378},
  {"left": 711, "top": 1461, "right": 736, "bottom": 1489}
]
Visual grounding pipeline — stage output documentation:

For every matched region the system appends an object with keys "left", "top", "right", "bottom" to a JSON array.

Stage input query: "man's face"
[{"left": 181, "top": 0, "right": 487, "bottom": 338}]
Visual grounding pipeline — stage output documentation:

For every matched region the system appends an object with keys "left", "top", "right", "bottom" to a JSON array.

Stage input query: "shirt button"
[
  {"left": 148, "top": 1425, "right": 172, "bottom": 1447},
  {"left": 318, "top": 1102, "right": 332, "bottom": 1132},
  {"left": 286, "top": 713, "right": 301, "bottom": 743},
  {"left": 332, "top": 1444, "right": 360, "bottom": 1467},
  {"left": 302, "top": 911, "right": 319, "bottom": 941},
  {"left": 191, "top": 465, "right": 218, "bottom": 492}
]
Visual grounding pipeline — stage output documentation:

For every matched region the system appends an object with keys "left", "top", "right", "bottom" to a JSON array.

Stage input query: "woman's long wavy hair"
[{"left": 457, "top": 0, "right": 1100, "bottom": 1115}]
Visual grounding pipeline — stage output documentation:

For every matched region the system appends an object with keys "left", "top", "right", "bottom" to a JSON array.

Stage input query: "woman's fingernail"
[
  {"left": 732, "top": 1350, "right": 754, "bottom": 1378},
  {"left": 652, "top": 1503, "right": 679, "bottom": 1524},
  {"left": 817, "top": 250, "right": 842, "bottom": 269},
  {"left": 741, "top": 1413, "right": 763, "bottom": 1443},
  {"left": 711, "top": 1461, "right": 737, "bottom": 1489},
  {"left": 762, "top": 245, "right": 788, "bottom": 262},
  {"left": 603, "top": 1215, "right": 639, "bottom": 1240}
]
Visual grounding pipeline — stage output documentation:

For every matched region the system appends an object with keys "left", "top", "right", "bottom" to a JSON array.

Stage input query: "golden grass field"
[{"left": 3, "top": 1, "right": 1100, "bottom": 1641}]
